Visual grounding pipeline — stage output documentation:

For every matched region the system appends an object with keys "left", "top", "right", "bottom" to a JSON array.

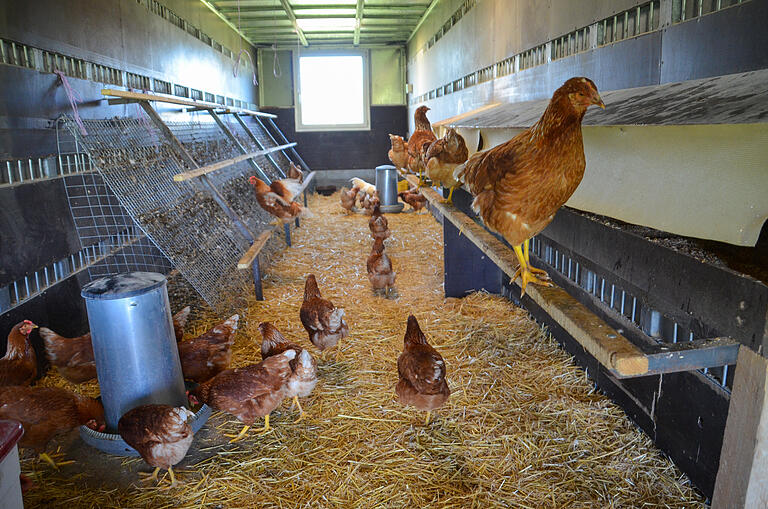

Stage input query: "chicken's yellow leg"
[
  {"left": 39, "top": 453, "right": 58, "bottom": 469},
  {"left": 439, "top": 185, "right": 457, "bottom": 205},
  {"left": 293, "top": 396, "right": 306, "bottom": 423},
  {"left": 335, "top": 337, "right": 343, "bottom": 362},
  {"left": 140, "top": 467, "right": 161, "bottom": 483},
  {"left": 512, "top": 244, "right": 552, "bottom": 297},
  {"left": 168, "top": 466, "right": 177, "bottom": 486},
  {"left": 225, "top": 425, "right": 251, "bottom": 443},
  {"left": 424, "top": 411, "right": 432, "bottom": 426},
  {"left": 524, "top": 238, "right": 549, "bottom": 277},
  {"left": 256, "top": 414, "right": 271, "bottom": 434}
]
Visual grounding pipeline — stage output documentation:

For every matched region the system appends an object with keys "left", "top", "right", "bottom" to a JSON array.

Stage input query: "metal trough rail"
[{"left": 406, "top": 175, "right": 739, "bottom": 378}]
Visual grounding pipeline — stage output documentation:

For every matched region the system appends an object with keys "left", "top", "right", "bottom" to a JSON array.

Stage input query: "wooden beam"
[
  {"left": 406, "top": 0, "right": 441, "bottom": 44},
  {"left": 238, "top": 229, "right": 274, "bottom": 269},
  {"left": 354, "top": 0, "right": 364, "bottom": 46},
  {"left": 713, "top": 346, "right": 768, "bottom": 508},
  {"left": 173, "top": 143, "right": 297, "bottom": 182},
  {"left": 101, "top": 89, "right": 276, "bottom": 118},
  {"left": 199, "top": 0, "right": 257, "bottom": 46},
  {"left": 278, "top": 0, "right": 309, "bottom": 46},
  {"left": 406, "top": 174, "right": 649, "bottom": 377}
]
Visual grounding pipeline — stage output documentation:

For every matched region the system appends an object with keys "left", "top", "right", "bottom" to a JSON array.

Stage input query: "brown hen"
[
  {"left": 39, "top": 307, "right": 190, "bottom": 383},
  {"left": 172, "top": 306, "right": 191, "bottom": 342},
  {"left": 188, "top": 349, "right": 295, "bottom": 442},
  {"left": 178, "top": 314, "right": 238, "bottom": 383},
  {"left": 368, "top": 203, "right": 390, "bottom": 241},
  {"left": 425, "top": 128, "right": 469, "bottom": 204},
  {"left": 398, "top": 187, "right": 427, "bottom": 213},
  {"left": 0, "top": 321, "right": 38, "bottom": 386},
  {"left": 406, "top": 106, "right": 437, "bottom": 186},
  {"left": 259, "top": 322, "right": 317, "bottom": 423},
  {"left": 396, "top": 315, "right": 450, "bottom": 425},
  {"left": 299, "top": 274, "right": 349, "bottom": 359},
  {"left": 455, "top": 77, "right": 604, "bottom": 296},
  {"left": 387, "top": 134, "right": 409, "bottom": 175},
  {"left": 249, "top": 176, "right": 309, "bottom": 223},
  {"left": 367, "top": 237, "right": 396, "bottom": 298},
  {"left": 118, "top": 404, "right": 194, "bottom": 485},
  {"left": 339, "top": 186, "right": 360, "bottom": 214},
  {"left": 39, "top": 327, "right": 95, "bottom": 383},
  {"left": 288, "top": 162, "right": 304, "bottom": 183},
  {"left": 0, "top": 385, "right": 104, "bottom": 467}
]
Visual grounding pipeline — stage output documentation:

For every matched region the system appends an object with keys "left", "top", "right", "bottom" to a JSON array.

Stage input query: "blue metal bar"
[{"left": 251, "top": 256, "right": 263, "bottom": 301}]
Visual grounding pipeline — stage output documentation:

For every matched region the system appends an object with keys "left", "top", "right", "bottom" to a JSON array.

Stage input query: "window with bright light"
[{"left": 294, "top": 51, "right": 370, "bottom": 131}]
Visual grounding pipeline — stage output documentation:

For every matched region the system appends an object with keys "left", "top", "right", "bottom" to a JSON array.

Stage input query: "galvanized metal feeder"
[
  {"left": 78, "top": 271, "right": 210, "bottom": 456},
  {"left": 375, "top": 164, "right": 405, "bottom": 213}
]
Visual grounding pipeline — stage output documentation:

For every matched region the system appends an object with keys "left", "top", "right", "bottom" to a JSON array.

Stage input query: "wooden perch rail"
[
  {"left": 101, "top": 89, "right": 277, "bottom": 118},
  {"left": 406, "top": 175, "right": 739, "bottom": 378},
  {"left": 238, "top": 229, "right": 273, "bottom": 269},
  {"left": 173, "top": 143, "right": 297, "bottom": 181}
]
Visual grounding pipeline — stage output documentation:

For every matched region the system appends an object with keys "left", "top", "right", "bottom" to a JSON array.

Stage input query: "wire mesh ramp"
[{"left": 61, "top": 91, "right": 313, "bottom": 312}]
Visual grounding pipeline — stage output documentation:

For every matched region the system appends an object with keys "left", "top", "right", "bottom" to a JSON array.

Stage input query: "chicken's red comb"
[
  {"left": 249, "top": 176, "right": 258, "bottom": 184},
  {"left": 23, "top": 320, "right": 34, "bottom": 325}
]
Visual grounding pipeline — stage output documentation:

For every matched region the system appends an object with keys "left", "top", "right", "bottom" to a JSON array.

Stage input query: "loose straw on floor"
[{"left": 22, "top": 193, "right": 705, "bottom": 508}]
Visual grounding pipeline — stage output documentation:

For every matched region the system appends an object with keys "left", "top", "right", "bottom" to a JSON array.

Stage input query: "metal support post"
[
  {"left": 259, "top": 116, "right": 311, "bottom": 173},
  {"left": 209, "top": 110, "right": 271, "bottom": 182},
  {"left": 284, "top": 223, "right": 291, "bottom": 247},
  {"left": 233, "top": 114, "right": 286, "bottom": 177},
  {"left": 251, "top": 256, "right": 263, "bottom": 301}
]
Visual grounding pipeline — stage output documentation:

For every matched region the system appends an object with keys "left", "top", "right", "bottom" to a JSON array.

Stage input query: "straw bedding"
[{"left": 21, "top": 193, "right": 705, "bottom": 508}]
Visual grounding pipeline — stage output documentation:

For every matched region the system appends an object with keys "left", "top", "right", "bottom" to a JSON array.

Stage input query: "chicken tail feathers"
[
  {"left": 404, "top": 315, "right": 429, "bottom": 346},
  {"left": 298, "top": 206, "right": 313, "bottom": 219},
  {"left": 276, "top": 178, "right": 303, "bottom": 200},
  {"left": 303, "top": 274, "right": 322, "bottom": 301}
]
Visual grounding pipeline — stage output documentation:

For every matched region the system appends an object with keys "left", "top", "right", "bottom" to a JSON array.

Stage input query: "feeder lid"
[
  {"left": 81, "top": 272, "right": 167, "bottom": 300},
  {"left": 376, "top": 164, "right": 396, "bottom": 171},
  {"left": 0, "top": 420, "right": 24, "bottom": 462}
]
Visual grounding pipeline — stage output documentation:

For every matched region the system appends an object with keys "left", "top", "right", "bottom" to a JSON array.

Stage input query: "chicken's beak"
[{"left": 594, "top": 94, "right": 606, "bottom": 109}]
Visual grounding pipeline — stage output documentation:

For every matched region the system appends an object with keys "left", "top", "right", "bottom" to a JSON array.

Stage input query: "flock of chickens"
[
  {"left": 0, "top": 76, "right": 604, "bottom": 491},
  {"left": 0, "top": 263, "right": 445, "bottom": 487}
]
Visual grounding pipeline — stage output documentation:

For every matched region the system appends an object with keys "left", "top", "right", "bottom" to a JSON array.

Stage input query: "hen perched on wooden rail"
[{"left": 455, "top": 77, "right": 605, "bottom": 296}]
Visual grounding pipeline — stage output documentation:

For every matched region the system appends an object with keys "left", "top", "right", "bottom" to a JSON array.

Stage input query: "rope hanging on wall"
[
  {"left": 54, "top": 69, "right": 87, "bottom": 136},
  {"left": 233, "top": 0, "right": 258, "bottom": 86}
]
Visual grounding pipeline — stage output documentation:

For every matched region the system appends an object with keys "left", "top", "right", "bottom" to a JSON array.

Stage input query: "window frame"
[{"left": 292, "top": 49, "right": 371, "bottom": 132}]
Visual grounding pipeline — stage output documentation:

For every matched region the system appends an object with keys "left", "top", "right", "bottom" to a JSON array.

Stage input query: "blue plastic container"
[{"left": 81, "top": 272, "right": 187, "bottom": 432}]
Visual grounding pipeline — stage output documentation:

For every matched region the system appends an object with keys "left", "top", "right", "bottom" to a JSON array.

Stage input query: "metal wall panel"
[
  {"left": 0, "top": 179, "right": 81, "bottom": 286},
  {"left": 660, "top": 0, "right": 768, "bottom": 83}
]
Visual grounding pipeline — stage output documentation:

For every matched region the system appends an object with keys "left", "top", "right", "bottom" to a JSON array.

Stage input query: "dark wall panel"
[
  {"left": 495, "top": 32, "right": 663, "bottom": 104},
  {"left": 0, "top": 178, "right": 80, "bottom": 285},
  {"left": 661, "top": 0, "right": 768, "bottom": 84},
  {"left": 264, "top": 106, "right": 408, "bottom": 170}
]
